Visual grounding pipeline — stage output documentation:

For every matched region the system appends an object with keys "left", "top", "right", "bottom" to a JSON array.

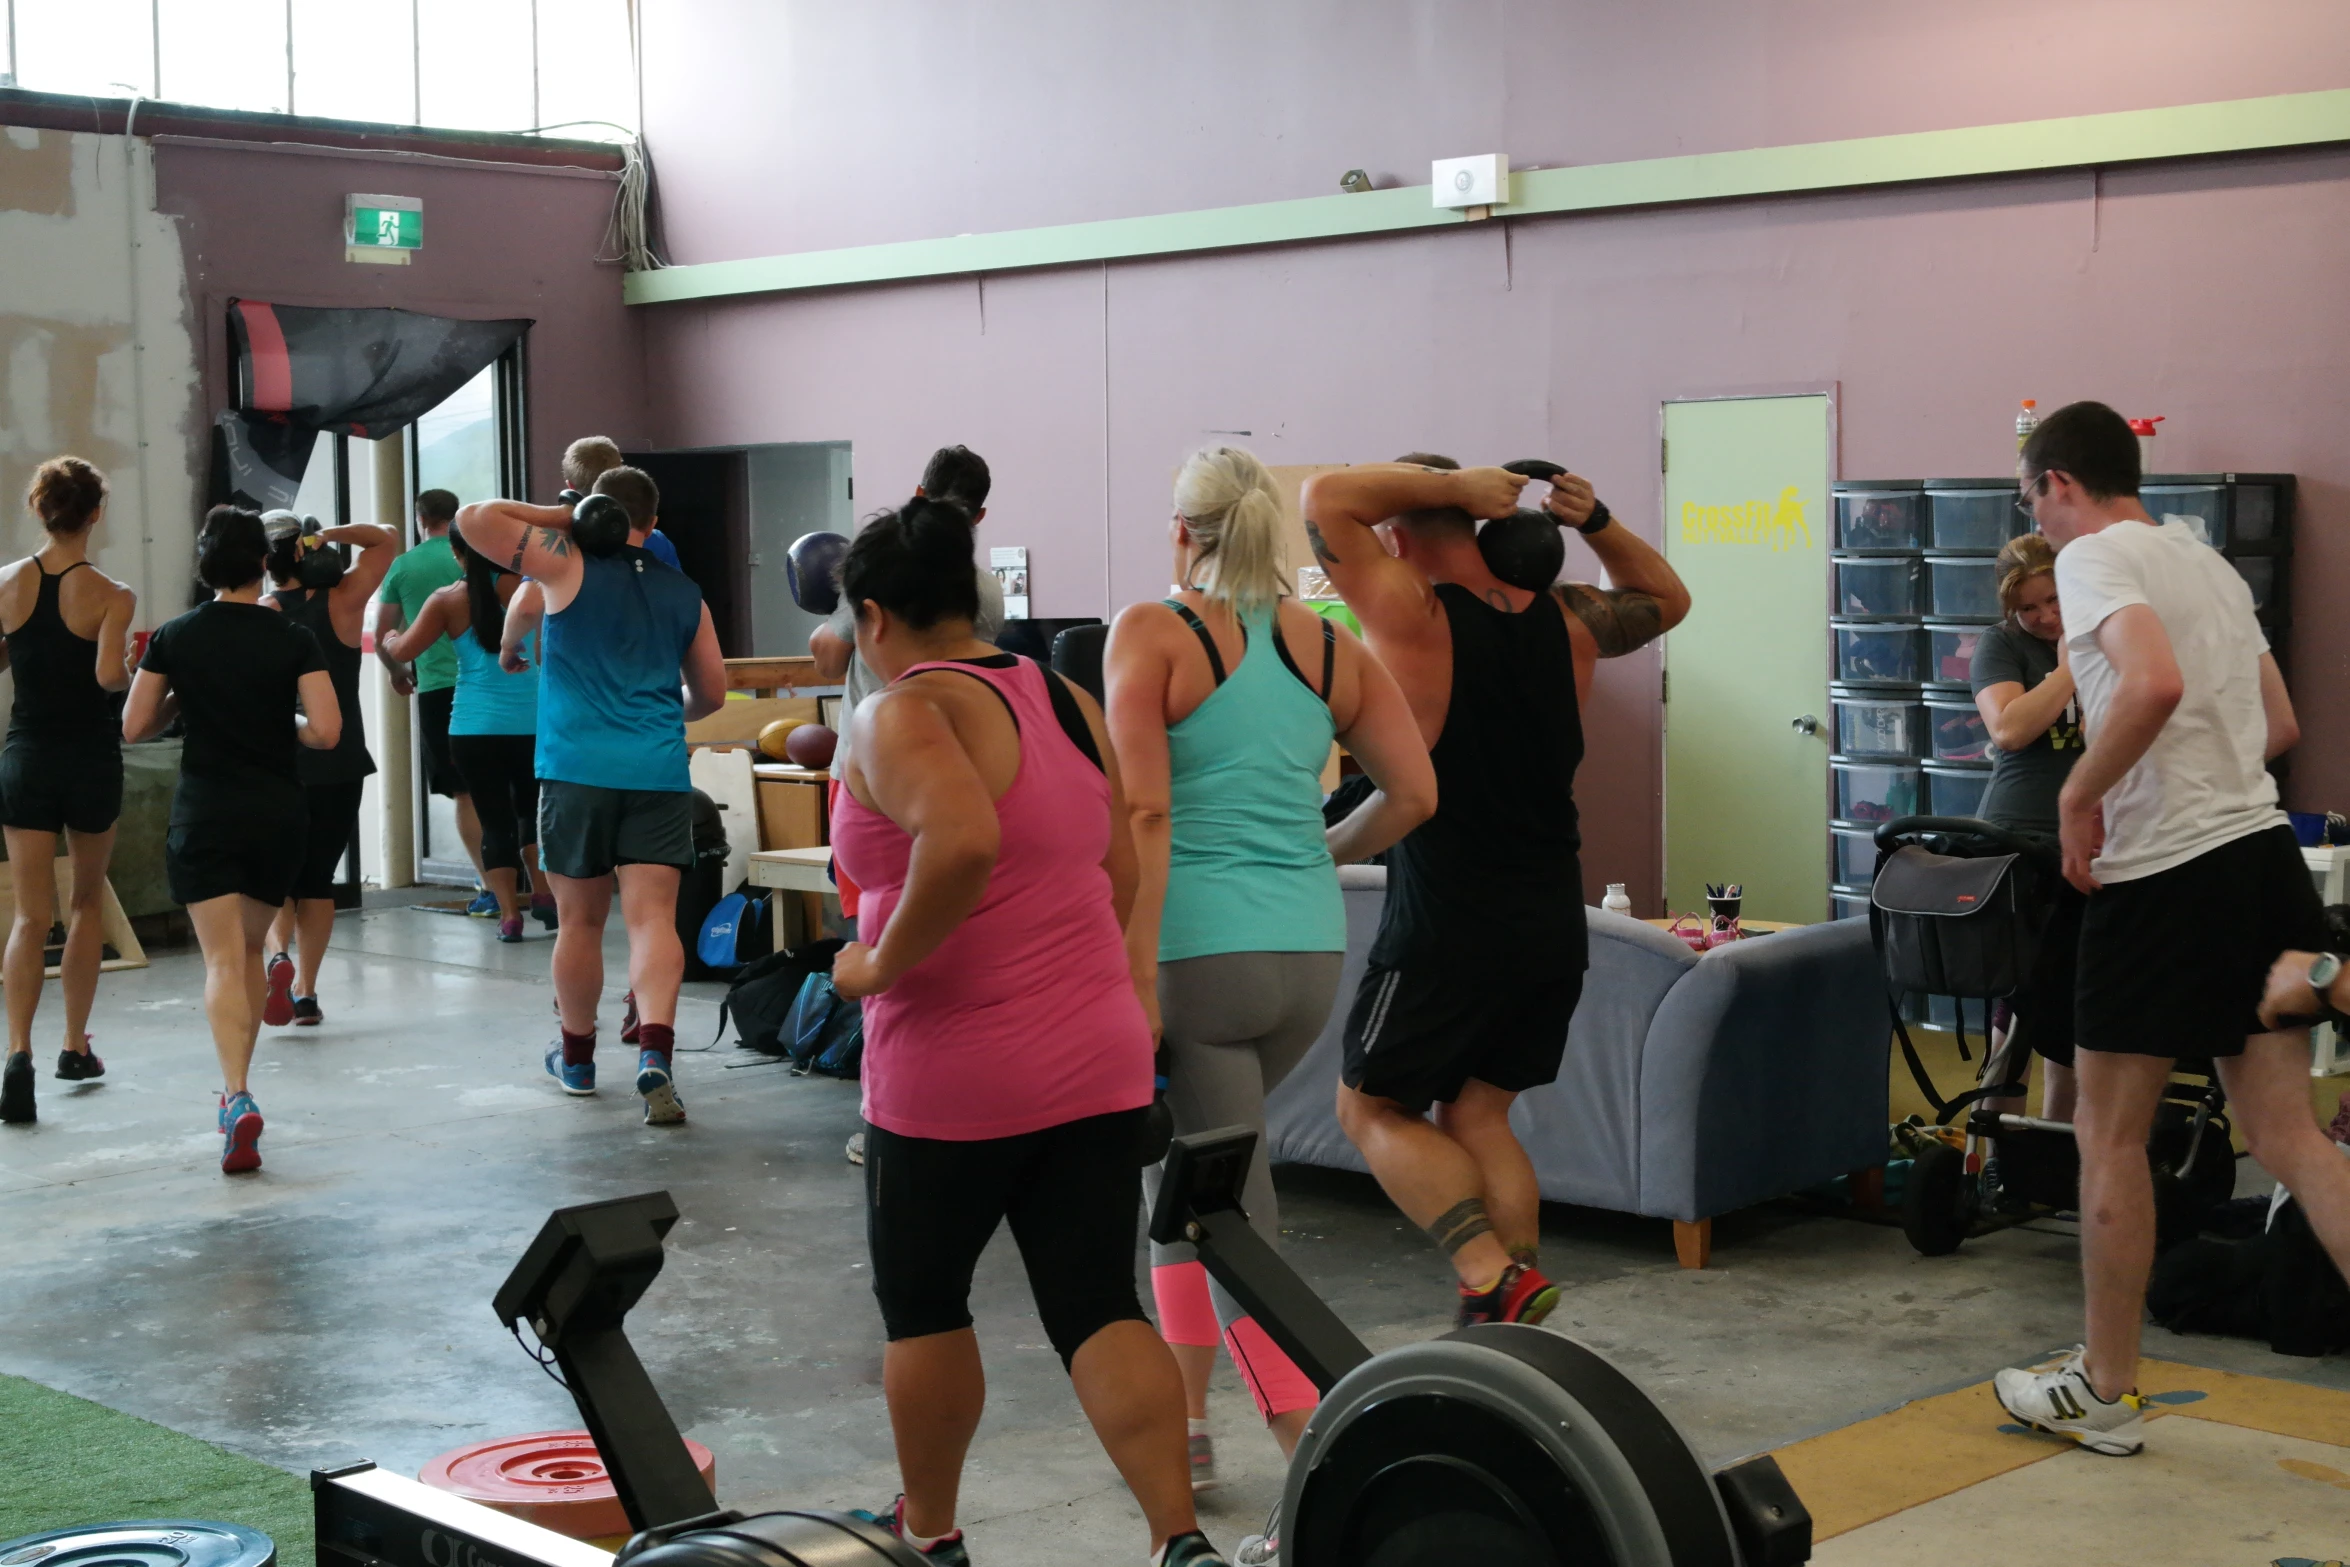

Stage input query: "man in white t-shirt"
[
  {"left": 1991, "top": 401, "right": 2350, "bottom": 1456},
  {"left": 808, "top": 445, "right": 1006, "bottom": 926}
]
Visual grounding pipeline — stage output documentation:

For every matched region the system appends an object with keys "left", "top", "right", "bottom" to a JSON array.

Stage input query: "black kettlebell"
[
  {"left": 571, "top": 492, "right": 633, "bottom": 557},
  {"left": 1475, "top": 459, "right": 1576, "bottom": 593},
  {"left": 294, "top": 518, "right": 347, "bottom": 589}
]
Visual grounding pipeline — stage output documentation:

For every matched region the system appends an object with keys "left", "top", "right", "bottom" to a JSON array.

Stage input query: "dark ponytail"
[
  {"left": 838, "top": 496, "right": 980, "bottom": 630},
  {"left": 448, "top": 528, "right": 507, "bottom": 653},
  {"left": 197, "top": 506, "right": 267, "bottom": 590}
]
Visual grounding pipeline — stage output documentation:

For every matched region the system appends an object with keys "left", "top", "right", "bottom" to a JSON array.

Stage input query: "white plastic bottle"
[
  {"left": 1602, "top": 883, "right": 1632, "bottom": 916},
  {"left": 2015, "top": 399, "right": 2038, "bottom": 451}
]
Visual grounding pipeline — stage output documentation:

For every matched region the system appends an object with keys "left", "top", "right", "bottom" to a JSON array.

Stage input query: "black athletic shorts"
[
  {"left": 292, "top": 779, "right": 366, "bottom": 900},
  {"left": 416, "top": 686, "right": 463, "bottom": 798},
  {"left": 1342, "top": 958, "right": 1585, "bottom": 1112},
  {"left": 1993, "top": 876, "right": 2085, "bottom": 1070},
  {"left": 863, "top": 1107, "right": 1149, "bottom": 1368},
  {"left": 2076, "top": 823, "right": 2326, "bottom": 1058},
  {"left": 0, "top": 738, "right": 122, "bottom": 835},
  {"left": 167, "top": 783, "right": 306, "bottom": 908},
  {"left": 536, "top": 780, "right": 694, "bottom": 879}
]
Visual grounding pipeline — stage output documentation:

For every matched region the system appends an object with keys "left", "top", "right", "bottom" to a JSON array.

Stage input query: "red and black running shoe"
[
  {"left": 621, "top": 990, "right": 642, "bottom": 1045},
  {"left": 1454, "top": 1262, "right": 1562, "bottom": 1330},
  {"left": 262, "top": 952, "right": 296, "bottom": 1027}
]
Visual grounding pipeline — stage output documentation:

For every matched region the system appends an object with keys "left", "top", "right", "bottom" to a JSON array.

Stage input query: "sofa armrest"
[{"left": 1636, "top": 919, "right": 1890, "bottom": 1222}]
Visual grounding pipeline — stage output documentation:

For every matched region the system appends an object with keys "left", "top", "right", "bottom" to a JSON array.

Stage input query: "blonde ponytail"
[{"left": 1172, "top": 446, "right": 1289, "bottom": 611}]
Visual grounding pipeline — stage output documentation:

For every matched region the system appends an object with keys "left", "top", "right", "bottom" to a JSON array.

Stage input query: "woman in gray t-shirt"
[{"left": 1969, "top": 532, "right": 2082, "bottom": 1125}]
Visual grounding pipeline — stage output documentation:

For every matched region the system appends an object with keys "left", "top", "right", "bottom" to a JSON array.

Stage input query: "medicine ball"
[
  {"left": 757, "top": 718, "right": 808, "bottom": 760},
  {"left": 784, "top": 723, "right": 836, "bottom": 770},
  {"left": 786, "top": 532, "right": 851, "bottom": 616},
  {"left": 572, "top": 493, "right": 634, "bottom": 557}
]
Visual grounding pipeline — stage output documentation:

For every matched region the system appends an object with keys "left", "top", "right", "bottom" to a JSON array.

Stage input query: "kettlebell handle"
[{"left": 1501, "top": 459, "right": 1568, "bottom": 484}]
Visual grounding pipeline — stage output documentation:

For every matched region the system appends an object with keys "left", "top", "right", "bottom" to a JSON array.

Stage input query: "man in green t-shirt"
[{"left": 373, "top": 488, "right": 486, "bottom": 898}]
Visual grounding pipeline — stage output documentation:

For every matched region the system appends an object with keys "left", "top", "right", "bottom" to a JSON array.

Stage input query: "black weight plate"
[{"left": 0, "top": 1522, "right": 275, "bottom": 1567}]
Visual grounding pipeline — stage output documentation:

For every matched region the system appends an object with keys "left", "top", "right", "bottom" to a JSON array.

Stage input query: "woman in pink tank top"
[{"left": 828, "top": 499, "right": 1231, "bottom": 1567}]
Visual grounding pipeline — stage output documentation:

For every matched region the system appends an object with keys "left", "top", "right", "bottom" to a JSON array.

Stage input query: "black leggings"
[
  {"left": 864, "top": 1107, "right": 1148, "bottom": 1368},
  {"left": 449, "top": 733, "right": 540, "bottom": 873}
]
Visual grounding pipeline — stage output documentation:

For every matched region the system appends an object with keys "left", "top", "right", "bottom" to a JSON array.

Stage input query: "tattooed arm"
[
  {"left": 454, "top": 500, "right": 589, "bottom": 611},
  {"left": 1301, "top": 464, "right": 1528, "bottom": 639},
  {"left": 1552, "top": 506, "right": 1690, "bottom": 658}
]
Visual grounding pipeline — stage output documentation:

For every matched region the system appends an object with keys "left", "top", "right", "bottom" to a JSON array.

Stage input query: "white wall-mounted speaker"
[{"left": 1431, "top": 153, "right": 1509, "bottom": 209}]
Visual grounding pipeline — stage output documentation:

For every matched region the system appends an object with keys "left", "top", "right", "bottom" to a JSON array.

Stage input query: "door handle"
[{"left": 1790, "top": 714, "right": 1820, "bottom": 736}]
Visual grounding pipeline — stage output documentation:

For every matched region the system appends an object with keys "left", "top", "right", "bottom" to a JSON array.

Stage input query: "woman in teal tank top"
[
  {"left": 1106, "top": 445, "right": 1435, "bottom": 1490},
  {"left": 382, "top": 530, "right": 548, "bottom": 942}
]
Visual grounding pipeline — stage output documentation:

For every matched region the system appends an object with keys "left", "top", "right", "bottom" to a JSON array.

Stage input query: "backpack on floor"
[
  {"left": 696, "top": 888, "right": 771, "bottom": 973},
  {"left": 712, "top": 938, "right": 842, "bottom": 1056},
  {"left": 781, "top": 971, "right": 864, "bottom": 1079},
  {"left": 676, "top": 788, "right": 735, "bottom": 980}
]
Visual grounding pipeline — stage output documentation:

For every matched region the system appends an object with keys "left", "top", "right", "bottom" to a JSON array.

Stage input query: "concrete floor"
[{"left": 4, "top": 905, "right": 2346, "bottom": 1563}]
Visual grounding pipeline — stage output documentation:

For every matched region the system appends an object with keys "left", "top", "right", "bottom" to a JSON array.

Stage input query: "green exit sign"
[{"left": 346, "top": 193, "right": 421, "bottom": 263}]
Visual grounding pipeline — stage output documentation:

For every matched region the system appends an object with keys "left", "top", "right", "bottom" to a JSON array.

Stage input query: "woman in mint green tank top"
[{"left": 1106, "top": 446, "right": 1435, "bottom": 1483}]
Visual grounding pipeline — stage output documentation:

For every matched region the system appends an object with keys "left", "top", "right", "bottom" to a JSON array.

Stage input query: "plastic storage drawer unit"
[
  {"left": 1833, "top": 758, "right": 1922, "bottom": 825},
  {"left": 1832, "top": 827, "right": 1881, "bottom": 886},
  {"left": 1835, "top": 487, "right": 1927, "bottom": 552},
  {"left": 1830, "top": 888, "right": 1872, "bottom": 922},
  {"left": 1924, "top": 621, "right": 1993, "bottom": 688},
  {"left": 1927, "top": 555, "right": 2002, "bottom": 619},
  {"left": 1924, "top": 762, "right": 1991, "bottom": 819},
  {"left": 1927, "top": 485, "right": 2022, "bottom": 552},
  {"left": 1927, "top": 696, "right": 1991, "bottom": 763},
  {"left": 1834, "top": 622, "right": 1925, "bottom": 686},
  {"left": 2142, "top": 485, "right": 2228, "bottom": 548},
  {"left": 1831, "top": 685, "right": 1928, "bottom": 759},
  {"left": 1834, "top": 555, "right": 1922, "bottom": 619},
  {"left": 2235, "top": 556, "right": 2276, "bottom": 610}
]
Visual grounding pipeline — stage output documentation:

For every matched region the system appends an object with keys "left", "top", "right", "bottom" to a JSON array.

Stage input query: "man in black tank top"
[{"left": 1303, "top": 455, "right": 1690, "bottom": 1327}]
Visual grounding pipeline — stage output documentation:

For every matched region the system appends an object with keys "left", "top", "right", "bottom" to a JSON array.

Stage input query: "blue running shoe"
[
  {"left": 636, "top": 1050, "right": 685, "bottom": 1125},
  {"left": 219, "top": 1091, "right": 263, "bottom": 1174},
  {"left": 466, "top": 890, "right": 499, "bottom": 918},
  {"left": 850, "top": 1497, "right": 968, "bottom": 1564},
  {"left": 545, "top": 1045, "right": 595, "bottom": 1096}
]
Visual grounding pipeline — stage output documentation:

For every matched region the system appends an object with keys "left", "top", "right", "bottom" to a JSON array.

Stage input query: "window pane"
[
  {"left": 535, "top": 0, "right": 636, "bottom": 140},
  {"left": 291, "top": 0, "right": 415, "bottom": 125},
  {"left": 157, "top": 0, "right": 290, "bottom": 115},
  {"left": 291, "top": 435, "right": 340, "bottom": 527},
  {"left": 416, "top": 0, "right": 532, "bottom": 134},
  {"left": 415, "top": 366, "right": 500, "bottom": 507},
  {"left": 14, "top": 0, "right": 155, "bottom": 99}
]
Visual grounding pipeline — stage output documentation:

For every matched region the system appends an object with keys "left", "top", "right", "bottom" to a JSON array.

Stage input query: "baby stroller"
[{"left": 1869, "top": 816, "right": 2239, "bottom": 1256}]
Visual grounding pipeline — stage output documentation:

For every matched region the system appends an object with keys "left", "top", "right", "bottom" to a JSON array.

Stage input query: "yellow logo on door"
[{"left": 1681, "top": 486, "right": 1812, "bottom": 551}]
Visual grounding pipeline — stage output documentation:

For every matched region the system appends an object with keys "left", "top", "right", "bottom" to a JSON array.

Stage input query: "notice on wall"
[{"left": 990, "top": 545, "right": 1031, "bottom": 618}]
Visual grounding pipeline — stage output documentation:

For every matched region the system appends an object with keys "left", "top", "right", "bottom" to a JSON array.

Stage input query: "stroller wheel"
[{"left": 1902, "top": 1141, "right": 1972, "bottom": 1256}]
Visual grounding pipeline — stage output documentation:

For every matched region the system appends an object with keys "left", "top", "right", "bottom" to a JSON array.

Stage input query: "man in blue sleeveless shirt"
[{"left": 457, "top": 467, "right": 727, "bottom": 1125}]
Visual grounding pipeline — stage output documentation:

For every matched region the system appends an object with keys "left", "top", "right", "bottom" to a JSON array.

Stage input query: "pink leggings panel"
[{"left": 1152, "top": 1261, "right": 1319, "bottom": 1421}]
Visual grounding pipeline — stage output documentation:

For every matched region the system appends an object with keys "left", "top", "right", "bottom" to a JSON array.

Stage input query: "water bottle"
[
  {"left": 1602, "top": 883, "right": 1632, "bottom": 916},
  {"left": 2015, "top": 399, "right": 2038, "bottom": 451}
]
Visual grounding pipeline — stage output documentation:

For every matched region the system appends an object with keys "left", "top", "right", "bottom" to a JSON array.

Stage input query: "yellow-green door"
[{"left": 1663, "top": 396, "right": 1831, "bottom": 923}]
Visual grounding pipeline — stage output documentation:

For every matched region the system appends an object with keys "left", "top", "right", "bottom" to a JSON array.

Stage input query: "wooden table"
[
  {"left": 748, "top": 846, "right": 836, "bottom": 949},
  {"left": 723, "top": 656, "right": 834, "bottom": 696}
]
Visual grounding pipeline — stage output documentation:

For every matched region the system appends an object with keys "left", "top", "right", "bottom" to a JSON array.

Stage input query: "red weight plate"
[{"left": 419, "top": 1431, "right": 717, "bottom": 1540}]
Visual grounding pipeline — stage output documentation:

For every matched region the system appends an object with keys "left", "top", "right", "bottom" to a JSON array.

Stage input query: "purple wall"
[
  {"left": 634, "top": 5, "right": 2350, "bottom": 909},
  {"left": 153, "top": 137, "right": 644, "bottom": 497}
]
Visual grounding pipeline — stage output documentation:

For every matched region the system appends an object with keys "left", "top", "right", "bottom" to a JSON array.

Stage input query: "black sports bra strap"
[
  {"left": 1270, "top": 611, "right": 1338, "bottom": 704},
  {"left": 1163, "top": 599, "right": 1228, "bottom": 687},
  {"left": 1318, "top": 616, "right": 1336, "bottom": 699},
  {"left": 53, "top": 560, "right": 90, "bottom": 580}
]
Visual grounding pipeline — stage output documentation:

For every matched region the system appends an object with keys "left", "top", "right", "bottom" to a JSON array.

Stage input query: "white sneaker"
[
  {"left": 1233, "top": 1500, "right": 1278, "bottom": 1566},
  {"left": 1993, "top": 1346, "right": 2147, "bottom": 1455}
]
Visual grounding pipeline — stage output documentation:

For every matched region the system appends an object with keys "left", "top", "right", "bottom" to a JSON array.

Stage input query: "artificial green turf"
[{"left": 0, "top": 1372, "right": 311, "bottom": 1562}]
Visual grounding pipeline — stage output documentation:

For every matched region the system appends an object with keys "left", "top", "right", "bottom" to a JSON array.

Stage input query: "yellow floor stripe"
[{"left": 1773, "top": 1357, "right": 2350, "bottom": 1541}]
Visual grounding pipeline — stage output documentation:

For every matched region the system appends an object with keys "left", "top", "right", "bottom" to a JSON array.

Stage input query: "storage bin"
[
  {"left": 2234, "top": 555, "right": 2276, "bottom": 610},
  {"left": 2232, "top": 484, "right": 2280, "bottom": 543},
  {"left": 1927, "top": 696, "right": 1990, "bottom": 763},
  {"left": 1924, "top": 762, "right": 1990, "bottom": 819},
  {"left": 1834, "top": 622, "right": 1925, "bottom": 686},
  {"left": 1833, "top": 758, "right": 1922, "bottom": 825},
  {"left": 1832, "top": 827, "right": 1880, "bottom": 886},
  {"left": 1831, "top": 686, "right": 1928, "bottom": 759},
  {"left": 1834, "top": 554, "right": 1922, "bottom": 618},
  {"left": 2143, "top": 485, "right": 2227, "bottom": 549},
  {"left": 1830, "top": 888, "right": 1872, "bottom": 922},
  {"left": 1924, "top": 621, "right": 1993, "bottom": 688},
  {"left": 1836, "top": 489, "right": 1927, "bottom": 551},
  {"left": 1927, "top": 488, "right": 2021, "bottom": 552},
  {"left": 1927, "top": 555, "right": 2002, "bottom": 619}
]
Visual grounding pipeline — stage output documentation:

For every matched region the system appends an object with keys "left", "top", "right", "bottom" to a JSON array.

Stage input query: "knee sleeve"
[
  {"left": 1224, "top": 1315, "right": 1319, "bottom": 1422},
  {"left": 1152, "top": 1261, "right": 1221, "bottom": 1348}
]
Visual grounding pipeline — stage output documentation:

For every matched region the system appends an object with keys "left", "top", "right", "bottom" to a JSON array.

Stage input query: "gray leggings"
[{"left": 1143, "top": 948, "right": 1345, "bottom": 1328}]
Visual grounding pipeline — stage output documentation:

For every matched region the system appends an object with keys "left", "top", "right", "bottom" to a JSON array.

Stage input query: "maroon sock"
[
  {"left": 561, "top": 1027, "right": 596, "bottom": 1066},
  {"left": 637, "top": 1023, "right": 674, "bottom": 1060}
]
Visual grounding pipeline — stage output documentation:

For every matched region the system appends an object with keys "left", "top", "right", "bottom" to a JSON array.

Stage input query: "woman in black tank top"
[
  {"left": 258, "top": 513, "right": 400, "bottom": 1029},
  {"left": 0, "top": 458, "right": 137, "bottom": 1126}
]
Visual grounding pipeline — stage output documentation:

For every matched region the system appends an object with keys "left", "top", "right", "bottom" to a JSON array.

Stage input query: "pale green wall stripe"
[{"left": 626, "top": 89, "right": 2350, "bottom": 306}]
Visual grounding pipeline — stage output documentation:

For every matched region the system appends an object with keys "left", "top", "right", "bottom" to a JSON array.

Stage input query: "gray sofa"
[{"left": 1263, "top": 870, "right": 1890, "bottom": 1266}]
